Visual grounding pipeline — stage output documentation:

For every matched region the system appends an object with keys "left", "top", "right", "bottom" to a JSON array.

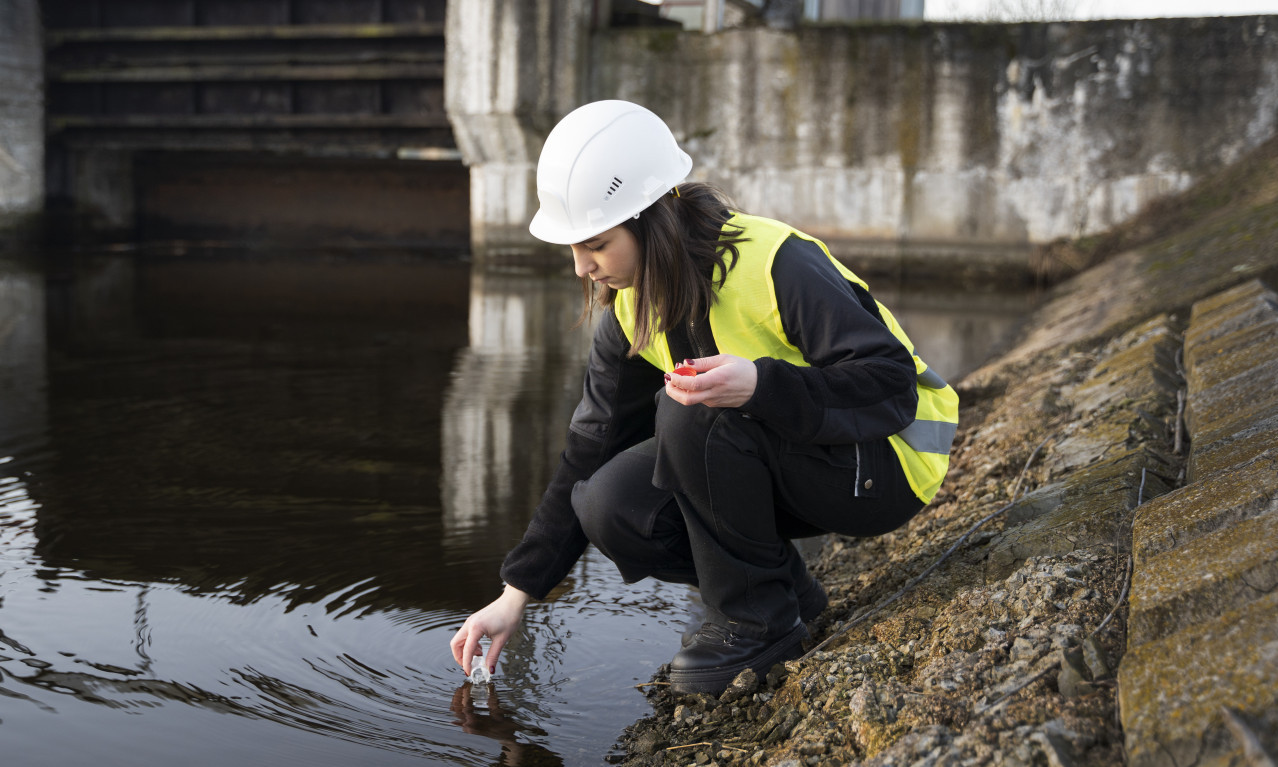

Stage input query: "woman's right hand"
[{"left": 449, "top": 585, "right": 531, "bottom": 676}]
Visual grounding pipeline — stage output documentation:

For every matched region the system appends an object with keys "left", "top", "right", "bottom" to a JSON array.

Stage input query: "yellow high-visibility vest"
[{"left": 614, "top": 213, "right": 959, "bottom": 504}]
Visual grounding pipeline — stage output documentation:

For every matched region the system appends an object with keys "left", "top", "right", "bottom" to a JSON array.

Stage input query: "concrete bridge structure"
[
  {"left": 38, "top": 0, "right": 468, "bottom": 249},
  {"left": 448, "top": 2, "right": 1278, "bottom": 278},
  {"left": 5, "top": 1, "right": 1278, "bottom": 268}
]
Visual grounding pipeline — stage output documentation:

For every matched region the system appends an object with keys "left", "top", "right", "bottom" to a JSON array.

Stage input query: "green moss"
[
  {"left": 896, "top": 43, "right": 925, "bottom": 171},
  {"left": 1120, "top": 590, "right": 1278, "bottom": 764},
  {"left": 635, "top": 27, "right": 682, "bottom": 55}
]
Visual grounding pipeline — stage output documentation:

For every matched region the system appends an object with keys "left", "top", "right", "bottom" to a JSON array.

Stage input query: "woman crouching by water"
[{"left": 450, "top": 100, "right": 958, "bottom": 695}]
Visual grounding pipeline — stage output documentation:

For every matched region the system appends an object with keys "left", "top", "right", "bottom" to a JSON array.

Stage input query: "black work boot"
[
  {"left": 797, "top": 575, "right": 828, "bottom": 623},
  {"left": 668, "top": 622, "right": 808, "bottom": 695}
]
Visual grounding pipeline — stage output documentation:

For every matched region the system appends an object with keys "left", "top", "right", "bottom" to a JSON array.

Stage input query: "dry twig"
[
  {"left": 664, "top": 741, "right": 747, "bottom": 753},
  {"left": 976, "top": 660, "right": 1060, "bottom": 715}
]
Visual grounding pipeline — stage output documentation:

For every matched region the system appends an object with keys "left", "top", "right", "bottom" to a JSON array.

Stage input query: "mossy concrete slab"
[
  {"left": 1119, "top": 590, "right": 1278, "bottom": 767},
  {"left": 1184, "top": 314, "right": 1278, "bottom": 395},
  {"left": 1183, "top": 279, "right": 1276, "bottom": 350},
  {"left": 1047, "top": 414, "right": 1168, "bottom": 475},
  {"left": 1065, "top": 315, "right": 1182, "bottom": 417},
  {"left": 1184, "top": 356, "right": 1278, "bottom": 448},
  {"left": 1189, "top": 411, "right": 1278, "bottom": 481},
  {"left": 983, "top": 449, "right": 1173, "bottom": 580},
  {"left": 1048, "top": 315, "right": 1182, "bottom": 473},
  {"left": 1133, "top": 449, "right": 1278, "bottom": 566},
  {"left": 1129, "top": 508, "right": 1278, "bottom": 646},
  {"left": 1028, "top": 315, "right": 1182, "bottom": 486}
]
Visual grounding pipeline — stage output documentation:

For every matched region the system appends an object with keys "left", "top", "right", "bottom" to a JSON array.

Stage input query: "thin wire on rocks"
[
  {"left": 1093, "top": 554, "right": 1132, "bottom": 639},
  {"left": 977, "top": 465, "right": 1148, "bottom": 716},
  {"left": 800, "top": 432, "right": 1058, "bottom": 661},
  {"left": 1093, "top": 466, "right": 1145, "bottom": 639}
]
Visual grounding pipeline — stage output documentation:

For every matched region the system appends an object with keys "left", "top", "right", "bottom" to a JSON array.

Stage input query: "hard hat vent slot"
[{"left": 604, "top": 176, "right": 624, "bottom": 202}]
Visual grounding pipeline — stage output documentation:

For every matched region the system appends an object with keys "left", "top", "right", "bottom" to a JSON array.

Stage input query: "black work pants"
[{"left": 572, "top": 391, "right": 924, "bottom": 640}]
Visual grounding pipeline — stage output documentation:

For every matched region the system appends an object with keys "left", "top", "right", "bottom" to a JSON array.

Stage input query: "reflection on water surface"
[
  {"left": 2, "top": 251, "right": 696, "bottom": 766},
  {"left": 0, "top": 248, "right": 1031, "bottom": 765}
]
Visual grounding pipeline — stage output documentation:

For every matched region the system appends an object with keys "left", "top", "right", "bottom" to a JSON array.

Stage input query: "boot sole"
[{"left": 668, "top": 623, "right": 808, "bottom": 695}]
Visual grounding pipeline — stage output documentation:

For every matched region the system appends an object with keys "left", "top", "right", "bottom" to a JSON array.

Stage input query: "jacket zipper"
[{"left": 689, "top": 317, "right": 710, "bottom": 359}]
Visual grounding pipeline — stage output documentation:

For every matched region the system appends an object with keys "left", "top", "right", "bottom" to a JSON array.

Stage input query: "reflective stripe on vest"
[
  {"left": 898, "top": 417, "right": 960, "bottom": 456},
  {"left": 901, "top": 366, "right": 959, "bottom": 454},
  {"left": 614, "top": 213, "right": 959, "bottom": 504}
]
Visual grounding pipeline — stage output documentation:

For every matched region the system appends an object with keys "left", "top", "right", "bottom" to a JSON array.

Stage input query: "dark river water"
[{"left": 0, "top": 247, "right": 1030, "bottom": 766}]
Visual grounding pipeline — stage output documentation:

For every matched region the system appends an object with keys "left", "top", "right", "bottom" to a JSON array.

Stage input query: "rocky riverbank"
[{"left": 611, "top": 137, "right": 1278, "bottom": 767}]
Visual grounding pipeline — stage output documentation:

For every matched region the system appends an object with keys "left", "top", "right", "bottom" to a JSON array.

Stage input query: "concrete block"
[
  {"left": 1128, "top": 509, "right": 1278, "bottom": 647},
  {"left": 1119, "top": 591, "right": 1278, "bottom": 767},
  {"left": 1182, "top": 280, "right": 1278, "bottom": 441},
  {"left": 1183, "top": 281, "right": 1278, "bottom": 394},
  {"left": 1185, "top": 279, "right": 1276, "bottom": 345},
  {"left": 1184, "top": 315, "right": 1278, "bottom": 395},
  {"left": 1049, "top": 315, "right": 1181, "bottom": 474},
  {"left": 1134, "top": 449, "right": 1278, "bottom": 565},
  {"left": 1184, "top": 356, "right": 1278, "bottom": 450},
  {"left": 1189, "top": 411, "right": 1278, "bottom": 481}
]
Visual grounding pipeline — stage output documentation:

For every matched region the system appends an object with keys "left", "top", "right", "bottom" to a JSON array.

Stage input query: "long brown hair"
[{"left": 580, "top": 181, "right": 749, "bottom": 356}]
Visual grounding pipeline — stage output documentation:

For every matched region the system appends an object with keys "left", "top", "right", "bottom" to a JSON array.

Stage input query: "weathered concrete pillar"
[
  {"left": 0, "top": 0, "right": 44, "bottom": 240},
  {"left": 444, "top": 0, "right": 593, "bottom": 258}
]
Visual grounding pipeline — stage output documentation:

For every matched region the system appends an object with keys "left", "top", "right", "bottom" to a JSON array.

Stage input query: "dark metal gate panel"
[
  {"left": 44, "top": 0, "right": 451, "bottom": 155},
  {"left": 135, "top": 152, "right": 470, "bottom": 250},
  {"left": 42, "top": 0, "right": 463, "bottom": 246}
]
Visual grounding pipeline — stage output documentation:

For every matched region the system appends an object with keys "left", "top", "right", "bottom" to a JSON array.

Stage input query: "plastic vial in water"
[{"left": 469, "top": 655, "right": 491, "bottom": 684}]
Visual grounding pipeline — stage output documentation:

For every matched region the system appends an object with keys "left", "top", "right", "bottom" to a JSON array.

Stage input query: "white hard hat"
[{"left": 529, "top": 100, "right": 693, "bottom": 245}]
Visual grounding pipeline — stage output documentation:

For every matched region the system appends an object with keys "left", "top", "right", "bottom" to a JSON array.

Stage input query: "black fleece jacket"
[{"left": 499, "top": 234, "right": 919, "bottom": 599}]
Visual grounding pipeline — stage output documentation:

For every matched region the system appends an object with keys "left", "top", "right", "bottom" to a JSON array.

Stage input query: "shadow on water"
[{"left": 0, "top": 246, "right": 1034, "bottom": 766}]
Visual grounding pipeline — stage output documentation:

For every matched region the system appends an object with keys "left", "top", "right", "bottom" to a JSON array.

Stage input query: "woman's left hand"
[{"left": 665, "top": 354, "right": 758, "bottom": 408}]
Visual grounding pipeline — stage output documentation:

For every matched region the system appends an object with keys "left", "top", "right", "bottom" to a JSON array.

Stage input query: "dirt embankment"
[{"left": 612, "top": 136, "right": 1278, "bottom": 767}]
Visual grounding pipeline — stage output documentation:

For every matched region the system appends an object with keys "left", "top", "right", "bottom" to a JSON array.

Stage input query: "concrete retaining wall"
[
  {"left": 448, "top": 10, "right": 1278, "bottom": 259},
  {"left": 0, "top": 0, "right": 43, "bottom": 226}
]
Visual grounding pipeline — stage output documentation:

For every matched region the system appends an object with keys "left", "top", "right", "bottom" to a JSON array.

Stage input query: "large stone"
[
  {"left": 1065, "top": 315, "right": 1182, "bottom": 418},
  {"left": 1119, "top": 591, "right": 1278, "bottom": 767},
  {"left": 984, "top": 449, "right": 1173, "bottom": 579}
]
